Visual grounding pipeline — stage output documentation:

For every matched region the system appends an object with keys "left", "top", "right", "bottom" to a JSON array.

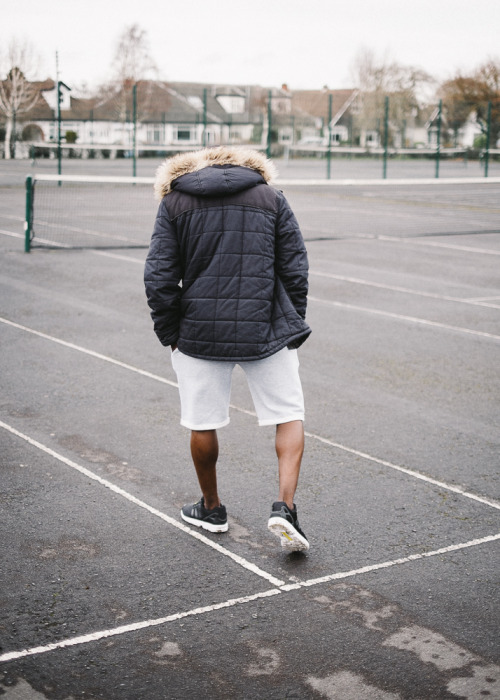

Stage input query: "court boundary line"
[
  {"left": 2, "top": 315, "right": 499, "bottom": 512},
  {"left": 308, "top": 295, "right": 500, "bottom": 341},
  {"left": 1, "top": 531, "right": 498, "bottom": 664},
  {"left": 310, "top": 270, "right": 500, "bottom": 310},
  {"left": 277, "top": 177, "right": 500, "bottom": 187},
  {"left": 377, "top": 235, "right": 500, "bottom": 256},
  {"left": 0, "top": 420, "right": 286, "bottom": 588}
]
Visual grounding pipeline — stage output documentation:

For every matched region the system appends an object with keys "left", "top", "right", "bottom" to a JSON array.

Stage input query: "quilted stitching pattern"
[{"left": 145, "top": 164, "right": 310, "bottom": 361}]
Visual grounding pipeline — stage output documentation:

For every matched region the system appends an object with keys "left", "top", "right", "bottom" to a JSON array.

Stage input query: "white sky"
[{"left": 3, "top": 0, "right": 500, "bottom": 92}]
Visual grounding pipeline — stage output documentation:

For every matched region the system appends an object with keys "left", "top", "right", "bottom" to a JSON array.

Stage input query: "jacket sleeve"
[
  {"left": 144, "top": 200, "right": 183, "bottom": 346},
  {"left": 274, "top": 191, "right": 309, "bottom": 319}
]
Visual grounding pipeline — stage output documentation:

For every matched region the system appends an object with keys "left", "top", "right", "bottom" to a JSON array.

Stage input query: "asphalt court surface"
[{"left": 0, "top": 159, "right": 499, "bottom": 698}]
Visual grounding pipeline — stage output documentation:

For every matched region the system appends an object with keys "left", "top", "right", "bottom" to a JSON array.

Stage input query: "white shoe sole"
[
  {"left": 181, "top": 511, "right": 228, "bottom": 533},
  {"left": 268, "top": 516, "right": 310, "bottom": 552}
]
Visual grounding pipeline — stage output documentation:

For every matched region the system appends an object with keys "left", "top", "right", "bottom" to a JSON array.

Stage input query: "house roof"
[
  {"left": 292, "top": 88, "right": 358, "bottom": 123},
  {"left": 8, "top": 78, "right": 353, "bottom": 130}
]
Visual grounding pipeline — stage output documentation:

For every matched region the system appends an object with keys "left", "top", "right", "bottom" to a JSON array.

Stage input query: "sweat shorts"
[{"left": 170, "top": 347, "right": 304, "bottom": 430}]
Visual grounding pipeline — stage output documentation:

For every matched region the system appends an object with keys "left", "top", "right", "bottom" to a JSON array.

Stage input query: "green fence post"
[
  {"left": 484, "top": 101, "right": 492, "bottom": 178},
  {"left": 202, "top": 88, "right": 207, "bottom": 147},
  {"left": 435, "top": 99, "right": 442, "bottom": 178},
  {"left": 132, "top": 84, "right": 137, "bottom": 177},
  {"left": 57, "top": 81, "right": 62, "bottom": 182},
  {"left": 383, "top": 96, "right": 389, "bottom": 179},
  {"left": 267, "top": 90, "right": 272, "bottom": 159},
  {"left": 25, "top": 176, "right": 33, "bottom": 253},
  {"left": 327, "top": 93, "right": 332, "bottom": 180}
]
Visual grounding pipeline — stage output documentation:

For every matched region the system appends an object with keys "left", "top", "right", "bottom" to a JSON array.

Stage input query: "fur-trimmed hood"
[{"left": 154, "top": 146, "right": 278, "bottom": 201}]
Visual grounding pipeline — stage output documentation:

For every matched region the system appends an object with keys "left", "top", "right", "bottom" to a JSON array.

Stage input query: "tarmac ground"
[{"left": 0, "top": 156, "right": 499, "bottom": 699}]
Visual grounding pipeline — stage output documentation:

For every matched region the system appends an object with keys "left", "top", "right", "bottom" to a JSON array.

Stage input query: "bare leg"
[
  {"left": 190, "top": 429, "right": 220, "bottom": 509},
  {"left": 275, "top": 420, "right": 304, "bottom": 509}
]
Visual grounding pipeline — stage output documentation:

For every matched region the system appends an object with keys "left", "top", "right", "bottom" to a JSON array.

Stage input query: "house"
[
  {"left": 10, "top": 80, "right": 297, "bottom": 157},
  {"left": 291, "top": 88, "right": 360, "bottom": 146}
]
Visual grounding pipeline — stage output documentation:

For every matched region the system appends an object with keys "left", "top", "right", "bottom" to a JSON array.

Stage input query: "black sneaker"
[
  {"left": 181, "top": 497, "right": 228, "bottom": 533},
  {"left": 267, "top": 501, "right": 309, "bottom": 552}
]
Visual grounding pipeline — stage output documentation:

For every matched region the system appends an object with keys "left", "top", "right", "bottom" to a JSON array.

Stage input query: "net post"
[{"left": 24, "top": 176, "right": 33, "bottom": 253}]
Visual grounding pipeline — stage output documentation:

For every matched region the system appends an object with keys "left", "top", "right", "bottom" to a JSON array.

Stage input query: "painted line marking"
[
  {"left": 92, "top": 250, "right": 147, "bottom": 264},
  {"left": 310, "top": 270, "right": 500, "bottom": 310},
  {"left": 308, "top": 295, "right": 500, "bottom": 341},
  {"left": 465, "top": 295, "right": 500, "bottom": 303},
  {"left": 303, "top": 431, "right": 500, "bottom": 511},
  {"left": 1, "top": 532, "right": 498, "bottom": 663},
  {"left": 0, "top": 589, "right": 281, "bottom": 663},
  {"left": 0, "top": 420, "right": 285, "bottom": 589},
  {"left": 2, "top": 316, "right": 499, "bottom": 512},
  {"left": 0, "top": 317, "right": 178, "bottom": 388},
  {"left": 0, "top": 228, "right": 23, "bottom": 239},
  {"left": 378, "top": 235, "right": 500, "bottom": 256},
  {"left": 277, "top": 177, "right": 500, "bottom": 187},
  {"left": 296, "top": 533, "right": 500, "bottom": 589}
]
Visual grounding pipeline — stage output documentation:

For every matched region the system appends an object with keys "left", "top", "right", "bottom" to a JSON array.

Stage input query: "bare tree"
[
  {"left": 105, "top": 24, "right": 158, "bottom": 133},
  {"left": 0, "top": 39, "right": 40, "bottom": 159},
  {"left": 112, "top": 24, "right": 157, "bottom": 85},
  {"left": 350, "top": 47, "right": 434, "bottom": 146}
]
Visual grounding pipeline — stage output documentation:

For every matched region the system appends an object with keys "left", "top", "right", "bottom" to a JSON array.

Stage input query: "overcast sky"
[{"left": 3, "top": 0, "right": 499, "bottom": 92}]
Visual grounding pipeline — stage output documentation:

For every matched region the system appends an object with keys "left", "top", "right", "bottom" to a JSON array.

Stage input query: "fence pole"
[
  {"left": 383, "top": 96, "right": 389, "bottom": 179},
  {"left": 435, "top": 99, "right": 442, "bottom": 178},
  {"left": 57, "top": 81, "right": 62, "bottom": 182},
  {"left": 24, "top": 176, "right": 33, "bottom": 253},
  {"left": 203, "top": 88, "right": 207, "bottom": 147},
  {"left": 327, "top": 93, "right": 332, "bottom": 179},
  {"left": 267, "top": 90, "right": 272, "bottom": 158},
  {"left": 484, "top": 100, "right": 492, "bottom": 178},
  {"left": 132, "top": 84, "right": 137, "bottom": 177}
]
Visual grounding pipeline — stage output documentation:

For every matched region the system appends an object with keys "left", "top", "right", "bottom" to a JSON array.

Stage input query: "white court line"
[
  {"left": 304, "top": 431, "right": 500, "bottom": 511},
  {"left": 0, "top": 420, "right": 285, "bottom": 589},
  {"left": 0, "top": 228, "right": 23, "bottom": 239},
  {"left": 278, "top": 177, "right": 500, "bottom": 187},
  {"left": 0, "top": 318, "right": 178, "bottom": 388},
  {"left": 1, "top": 531, "right": 498, "bottom": 663},
  {"left": 310, "top": 270, "right": 500, "bottom": 310},
  {"left": 284, "top": 532, "right": 500, "bottom": 590},
  {"left": 1, "top": 315, "right": 499, "bottom": 512},
  {"left": 92, "top": 250, "right": 147, "bottom": 264},
  {"left": 378, "top": 235, "right": 500, "bottom": 256},
  {"left": 308, "top": 295, "right": 500, "bottom": 341}
]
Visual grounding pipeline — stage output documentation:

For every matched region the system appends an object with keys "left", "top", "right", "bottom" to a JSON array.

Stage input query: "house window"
[
  {"left": 147, "top": 125, "right": 164, "bottom": 144},
  {"left": 176, "top": 126, "right": 193, "bottom": 142}
]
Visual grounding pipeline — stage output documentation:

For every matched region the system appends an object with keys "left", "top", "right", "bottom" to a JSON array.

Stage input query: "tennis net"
[
  {"left": 25, "top": 174, "right": 156, "bottom": 251},
  {"left": 24, "top": 173, "right": 500, "bottom": 251}
]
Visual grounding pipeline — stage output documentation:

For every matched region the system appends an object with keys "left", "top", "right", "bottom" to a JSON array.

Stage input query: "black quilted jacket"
[{"left": 144, "top": 155, "right": 311, "bottom": 361}]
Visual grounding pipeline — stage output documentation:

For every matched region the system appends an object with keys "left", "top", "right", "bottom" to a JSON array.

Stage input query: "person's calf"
[
  {"left": 275, "top": 420, "right": 304, "bottom": 509},
  {"left": 190, "top": 429, "right": 221, "bottom": 509}
]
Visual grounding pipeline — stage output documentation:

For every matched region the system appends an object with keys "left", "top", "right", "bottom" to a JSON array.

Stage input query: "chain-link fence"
[{"left": 4, "top": 81, "right": 500, "bottom": 180}]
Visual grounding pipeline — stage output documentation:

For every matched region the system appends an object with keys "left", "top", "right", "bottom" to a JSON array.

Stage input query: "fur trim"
[{"left": 154, "top": 146, "right": 278, "bottom": 200}]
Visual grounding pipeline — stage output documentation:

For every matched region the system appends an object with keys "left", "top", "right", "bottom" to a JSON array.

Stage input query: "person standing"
[{"left": 144, "top": 146, "right": 311, "bottom": 551}]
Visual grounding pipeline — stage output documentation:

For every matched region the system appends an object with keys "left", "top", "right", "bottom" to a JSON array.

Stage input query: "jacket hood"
[{"left": 154, "top": 146, "right": 278, "bottom": 201}]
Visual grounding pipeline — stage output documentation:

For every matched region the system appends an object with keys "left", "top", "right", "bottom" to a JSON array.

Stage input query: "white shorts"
[{"left": 170, "top": 347, "right": 304, "bottom": 430}]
